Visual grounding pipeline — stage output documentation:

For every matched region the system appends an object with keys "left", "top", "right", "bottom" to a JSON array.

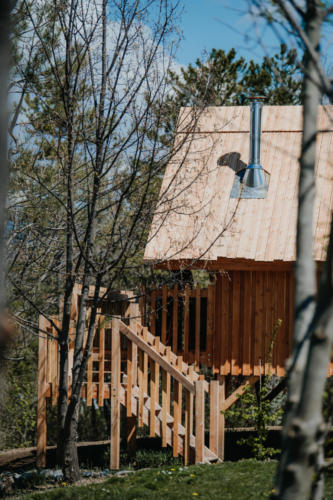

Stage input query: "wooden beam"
[
  {"left": 119, "top": 322, "right": 195, "bottom": 393},
  {"left": 218, "top": 375, "right": 226, "bottom": 461},
  {"left": 195, "top": 380, "right": 205, "bottom": 463},
  {"left": 220, "top": 376, "right": 258, "bottom": 412},
  {"left": 110, "top": 317, "right": 121, "bottom": 470},
  {"left": 37, "top": 316, "right": 48, "bottom": 468},
  {"left": 209, "top": 380, "right": 219, "bottom": 456}
]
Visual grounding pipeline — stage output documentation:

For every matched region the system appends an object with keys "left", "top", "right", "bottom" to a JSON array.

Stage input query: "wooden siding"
[
  {"left": 144, "top": 105, "right": 333, "bottom": 263},
  {"left": 215, "top": 271, "right": 294, "bottom": 376}
]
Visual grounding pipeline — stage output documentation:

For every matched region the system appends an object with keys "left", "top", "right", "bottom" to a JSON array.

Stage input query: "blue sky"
[{"left": 176, "top": 0, "right": 333, "bottom": 69}]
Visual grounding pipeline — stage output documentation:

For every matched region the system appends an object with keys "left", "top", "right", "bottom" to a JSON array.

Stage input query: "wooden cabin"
[
  {"left": 36, "top": 105, "right": 333, "bottom": 470},
  {"left": 144, "top": 105, "right": 333, "bottom": 377}
]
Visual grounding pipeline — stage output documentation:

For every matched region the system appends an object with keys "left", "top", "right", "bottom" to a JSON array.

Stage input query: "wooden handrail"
[{"left": 119, "top": 321, "right": 195, "bottom": 394}]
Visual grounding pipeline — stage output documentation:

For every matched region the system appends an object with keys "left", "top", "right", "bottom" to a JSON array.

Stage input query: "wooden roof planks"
[{"left": 144, "top": 105, "right": 333, "bottom": 264}]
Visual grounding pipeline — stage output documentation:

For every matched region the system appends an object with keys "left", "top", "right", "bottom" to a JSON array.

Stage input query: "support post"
[
  {"left": 195, "top": 379, "right": 205, "bottom": 463},
  {"left": 110, "top": 316, "right": 121, "bottom": 470},
  {"left": 209, "top": 380, "right": 219, "bottom": 456},
  {"left": 37, "top": 316, "right": 48, "bottom": 468},
  {"left": 218, "top": 375, "right": 226, "bottom": 461}
]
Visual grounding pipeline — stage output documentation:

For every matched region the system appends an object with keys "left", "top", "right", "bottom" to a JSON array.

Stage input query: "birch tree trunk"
[{"left": 273, "top": 1, "right": 327, "bottom": 498}]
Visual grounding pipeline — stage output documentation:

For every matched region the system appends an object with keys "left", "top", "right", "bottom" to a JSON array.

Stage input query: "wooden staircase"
[
  {"left": 37, "top": 296, "right": 227, "bottom": 469},
  {"left": 114, "top": 314, "right": 220, "bottom": 466}
]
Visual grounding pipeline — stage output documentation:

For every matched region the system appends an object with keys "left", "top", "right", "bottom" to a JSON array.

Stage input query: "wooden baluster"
[
  {"left": 111, "top": 317, "right": 121, "bottom": 470},
  {"left": 209, "top": 380, "right": 219, "bottom": 456},
  {"left": 173, "top": 355, "right": 183, "bottom": 457},
  {"left": 98, "top": 316, "right": 105, "bottom": 407},
  {"left": 184, "top": 286, "right": 190, "bottom": 363},
  {"left": 126, "top": 339, "right": 133, "bottom": 417},
  {"left": 143, "top": 327, "right": 148, "bottom": 396},
  {"left": 150, "top": 357, "right": 158, "bottom": 437},
  {"left": 162, "top": 346, "right": 171, "bottom": 447},
  {"left": 154, "top": 337, "right": 160, "bottom": 406},
  {"left": 37, "top": 316, "right": 48, "bottom": 468},
  {"left": 207, "top": 284, "right": 215, "bottom": 368},
  {"left": 218, "top": 375, "right": 226, "bottom": 461},
  {"left": 172, "top": 285, "right": 178, "bottom": 353},
  {"left": 130, "top": 302, "right": 139, "bottom": 387},
  {"left": 184, "top": 365, "right": 194, "bottom": 465},
  {"left": 195, "top": 379, "right": 205, "bottom": 464},
  {"left": 162, "top": 285, "right": 167, "bottom": 344},
  {"left": 51, "top": 318, "right": 58, "bottom": 407},
  {"left": 195, "top": 285, "right": 201, "bottom": 371},
  {"left": 151, "top": 290, "right": 156, "bottom": 335},
  {"left": 138, "top": 346, "right": 144, "bottom": 427}
]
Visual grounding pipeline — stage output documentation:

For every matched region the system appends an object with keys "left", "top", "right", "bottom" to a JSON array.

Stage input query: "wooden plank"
[
  {"left": 195, "top": 380, "right": 205, "bottom": 463},
  {"left": 221, "top": 273, "right": 230, "bottom": 375},
  {"left": 119, "top": 322, "right": 196, "bottom": 393},
  {"left": 172, "top": 285, "right": 178, "bottom": 353},
  {"left": 138, "top": 348, "right": 144, "bottom": 427},
  {"left": 253, "top": 272, "right": 264, "bottom": 376},
  {"left": 129, "top": 304, "right": 138, "bottom": 387},
  {"left": 111, "top": 317, "right": 121, "bottom": 470},
  {"left": 98, "top": 316, "right": 105, "bottom": 407},
  {"left": 220, "top": 376, "right": 258, "bottom": 412},
  {"left": 142, "top": 327, "right": 149, "bottom": 396},
  {"left": 218, "top": 375, "right": 225, "bottom": 461},
  {"left": 150, "top": 291, "right": 156, "bottom": 335},
  {"left": 51, "top": 320, "right": 58, "bottom": 407},
  {"left": 87, "top": 347, "right": 93, "bottom": 407},
  {"left": 173, "top": 356, "right": 183, "bottom": 458},
  {"left": 126, "top": 339, "right": 133, "bottom": 417},
  {"left": 264, "top": 272, "right": 273, "bottom": 375},
  {"left": 184, "top": 286, "right": 190, "bottom": 362},
  {"left": 154, "top": 336, "right": 160, "bottom": 407},
  {"left": 162, "top": 347, "right": 171, "bottom": 447},
  {"left": 209, "top": 380, "right": 219, "bottom": 455},
  {"left": 277, "top": 272, "right": 286, "bottom": 377},
  {"left": 162, "top": 285, "right": 167, "bottom": 344},
  {"left": 184, "top": 365, "right": 194, "bottom": 465},
  {"left": 195, "top": 285, "right": 201, "bottom": 371},
  {"left": 150, "top": 358, "right": 157, "bottom": 437},
  {"left": 37, "top": 316, "right": 48, "bottom": 468},
  {"left": 231, "top": 271, "right": 241, "bottom": 375},
  {"left": 206, "top": 284, "right": 214, "bottom": 368}
]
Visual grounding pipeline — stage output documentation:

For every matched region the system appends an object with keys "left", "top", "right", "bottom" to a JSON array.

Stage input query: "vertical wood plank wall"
[
  {"left": 215, "top": 270, "right": 294, "bottom": 376},
  {"left": 147, "top": 269, "right": 328, "bottom": 376}
]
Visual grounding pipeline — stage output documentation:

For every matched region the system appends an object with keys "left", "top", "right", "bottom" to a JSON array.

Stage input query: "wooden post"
[
  {"left": 162, "top": 285, "right": 167, "bottom": 344},
  {"left": 129, "top": 302, "right": 138, "bottom": 387},
  {"left": 161, "top": 347, "right": 171, "bottom": 447},
  {"left": 98, "top": 316, "right": 105, "bottom": 407},
  {"left": 209, "top": 380, "right": 219, "bottom": 456},
  {"left": 218, "top": 375, "right": 226, "bottom": 461},
  {"left": 172, "top": 285, "right": 178, "bottom": 353},
  {"left": 173, "top": 356, "right": 183, "bottom": 457},
  {"left": 195, "top": 285, "right": 201, "bottom": 371},
  {"left": 37, "top": 316, "right": 48, "bottom": 468},
  {"left": 111, "top": 317, "right": 121, "bottom": 470},
  {"left": 195, "top": 379, "right": 205, "bottom": 463},
  {"left": 184, "top": 365, "right": 194, "bottom": 465}
]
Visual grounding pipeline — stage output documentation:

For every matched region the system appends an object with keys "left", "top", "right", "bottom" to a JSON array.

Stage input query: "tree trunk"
[
  {"left": 59, "top": 403, "right": 81, "bottom": 482},
  {"left": 273, "top": 1, "right": 324, "bottom": 498}
]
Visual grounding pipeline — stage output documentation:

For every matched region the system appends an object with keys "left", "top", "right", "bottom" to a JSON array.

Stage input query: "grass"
[{"left": 20, "top": 460, "right": 333, "bottom": 500}]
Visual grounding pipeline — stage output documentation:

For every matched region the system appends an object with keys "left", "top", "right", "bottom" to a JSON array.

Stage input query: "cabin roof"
[{"left": 144, "top": 105, "right": 333, "bottom": 265}]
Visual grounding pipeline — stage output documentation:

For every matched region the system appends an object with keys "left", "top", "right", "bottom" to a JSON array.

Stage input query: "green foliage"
[
  {"left": 0, "top": 338, "right": 38, "bottom": 450},
  {"left": 225, "top": 380, "right": 283, "bottom": 460},
  {"left": 225, "top": 320, "right": 284, "bottom": 460},
  {"left": 156, "top": 43, "right": 302, "bottom": 146}
]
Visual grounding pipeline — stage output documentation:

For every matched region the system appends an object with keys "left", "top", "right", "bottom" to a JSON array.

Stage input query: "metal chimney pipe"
[{"left": 243, "top": 96, "right": 265, "bottom": 188}]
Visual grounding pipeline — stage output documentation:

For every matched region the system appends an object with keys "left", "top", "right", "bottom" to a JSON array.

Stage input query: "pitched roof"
[{"left": 144, "top": 105, "right": 333, "bottom": 264}]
